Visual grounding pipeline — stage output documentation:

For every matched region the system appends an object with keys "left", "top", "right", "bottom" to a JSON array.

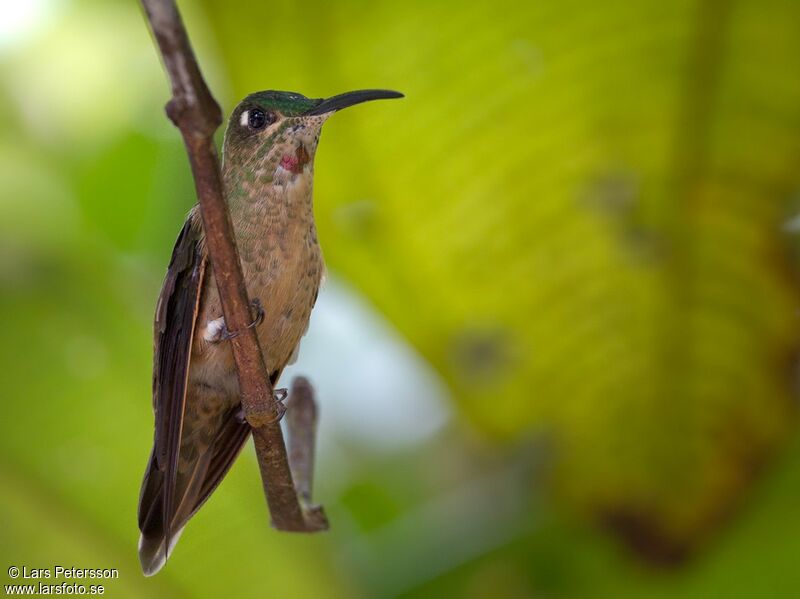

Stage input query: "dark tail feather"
[
  {"left": 138, "top": 451, "right": 175, "bottom": 576},
  {"left": 139, "top": 534, "right": 164, "bottom": 577},
  {"left": 139, "top": 520, "right": 186, "bottom": 576},
  {"left": 137, "top": 449, "right": 207, "bottom": 576},
  {"left": 139, "top": 528, "right": 176, "bottom": 577},
  {"left": 137, "top": 410, "right": 251, "bottom": 576}
]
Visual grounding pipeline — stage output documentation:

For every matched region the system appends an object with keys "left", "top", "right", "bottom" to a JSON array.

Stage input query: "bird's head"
[{"left": 222, "top": 89, "right": 402, "bottom": 184}]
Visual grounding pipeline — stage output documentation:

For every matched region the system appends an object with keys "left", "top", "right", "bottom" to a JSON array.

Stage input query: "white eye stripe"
[{"left": 240, "top": 110, "right": 249, "bottom": 127}]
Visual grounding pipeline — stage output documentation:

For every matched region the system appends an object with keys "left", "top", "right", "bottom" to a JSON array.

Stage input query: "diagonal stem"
[{"left": 139, "top": 0, "right": 327, "bottom": 532}]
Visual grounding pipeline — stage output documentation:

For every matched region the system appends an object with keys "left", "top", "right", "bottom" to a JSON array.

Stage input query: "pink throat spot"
[{"left": 280, "top": 154, "right": 300, "bottom": 173}]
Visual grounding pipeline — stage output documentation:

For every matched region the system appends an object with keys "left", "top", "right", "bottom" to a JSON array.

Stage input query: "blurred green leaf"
[{"left": 202, "top": 0, "right": 800, "bottom": 560}]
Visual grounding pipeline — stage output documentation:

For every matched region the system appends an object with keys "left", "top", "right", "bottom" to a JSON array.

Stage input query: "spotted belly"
[
  {"left": 188, "top": 239, "right": 323, "bottom": 400},
  {"left": 249, "top": 256, "right": 322, "bottom": 374}
]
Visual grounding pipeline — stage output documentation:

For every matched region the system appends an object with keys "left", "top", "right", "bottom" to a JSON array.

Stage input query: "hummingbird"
[{"left": 137, "top": 88, "right": 402, "bottom": 576}]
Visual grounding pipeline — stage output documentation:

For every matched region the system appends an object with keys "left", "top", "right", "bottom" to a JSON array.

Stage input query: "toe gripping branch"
[
  {"left": 236, "top": 388, "right": 289, "bottom": 425},
  {"left": 221, "top": 298, "right": 265, "bottom": 340}
]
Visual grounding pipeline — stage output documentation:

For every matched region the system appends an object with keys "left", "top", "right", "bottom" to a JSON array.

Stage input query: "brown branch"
[
  {"left": 286, "top": 377, "right": 327, "bottom": 527},
  {"left": 140, "top": 0, "right": 327, "bottom": 532}
]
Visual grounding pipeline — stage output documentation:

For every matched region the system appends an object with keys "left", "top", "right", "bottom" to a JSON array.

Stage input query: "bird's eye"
[{"left": 248, "top": 109, "right": 275, "bottom": 130}]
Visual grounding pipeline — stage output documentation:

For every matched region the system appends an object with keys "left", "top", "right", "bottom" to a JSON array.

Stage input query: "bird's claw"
[
  {"left": 272, "top": 388, "right": 288, "bottom": 421},
  {"left": 233, "top": 388, "right": 289, "bottom": 425},
  {"left": 220, "top": 298, "right": 265, "bottom": 341},
  {"left": 250, "top": 298, "right": 265, "bottom": 327}
]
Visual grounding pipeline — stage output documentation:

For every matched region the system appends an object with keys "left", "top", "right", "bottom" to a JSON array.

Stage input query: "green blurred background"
[{"left": 2, "top": 0, "right": 800, "bottom": 596}]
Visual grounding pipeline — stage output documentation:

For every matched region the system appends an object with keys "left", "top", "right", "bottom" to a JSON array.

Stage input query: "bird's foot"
[
  {"left": 272, "top": 388, "right": 288, "bottom": 421},
  {"left": 217, "top": 298, "right": 265, "bottom": 341},
  {"left": 234, "top": 388, "right": 289, "bottom": 424}
]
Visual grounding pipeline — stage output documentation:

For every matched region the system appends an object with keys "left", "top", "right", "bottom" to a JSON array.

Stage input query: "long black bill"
[{"left": 305, "top": 89, "right": 404, "bottom": 116}]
